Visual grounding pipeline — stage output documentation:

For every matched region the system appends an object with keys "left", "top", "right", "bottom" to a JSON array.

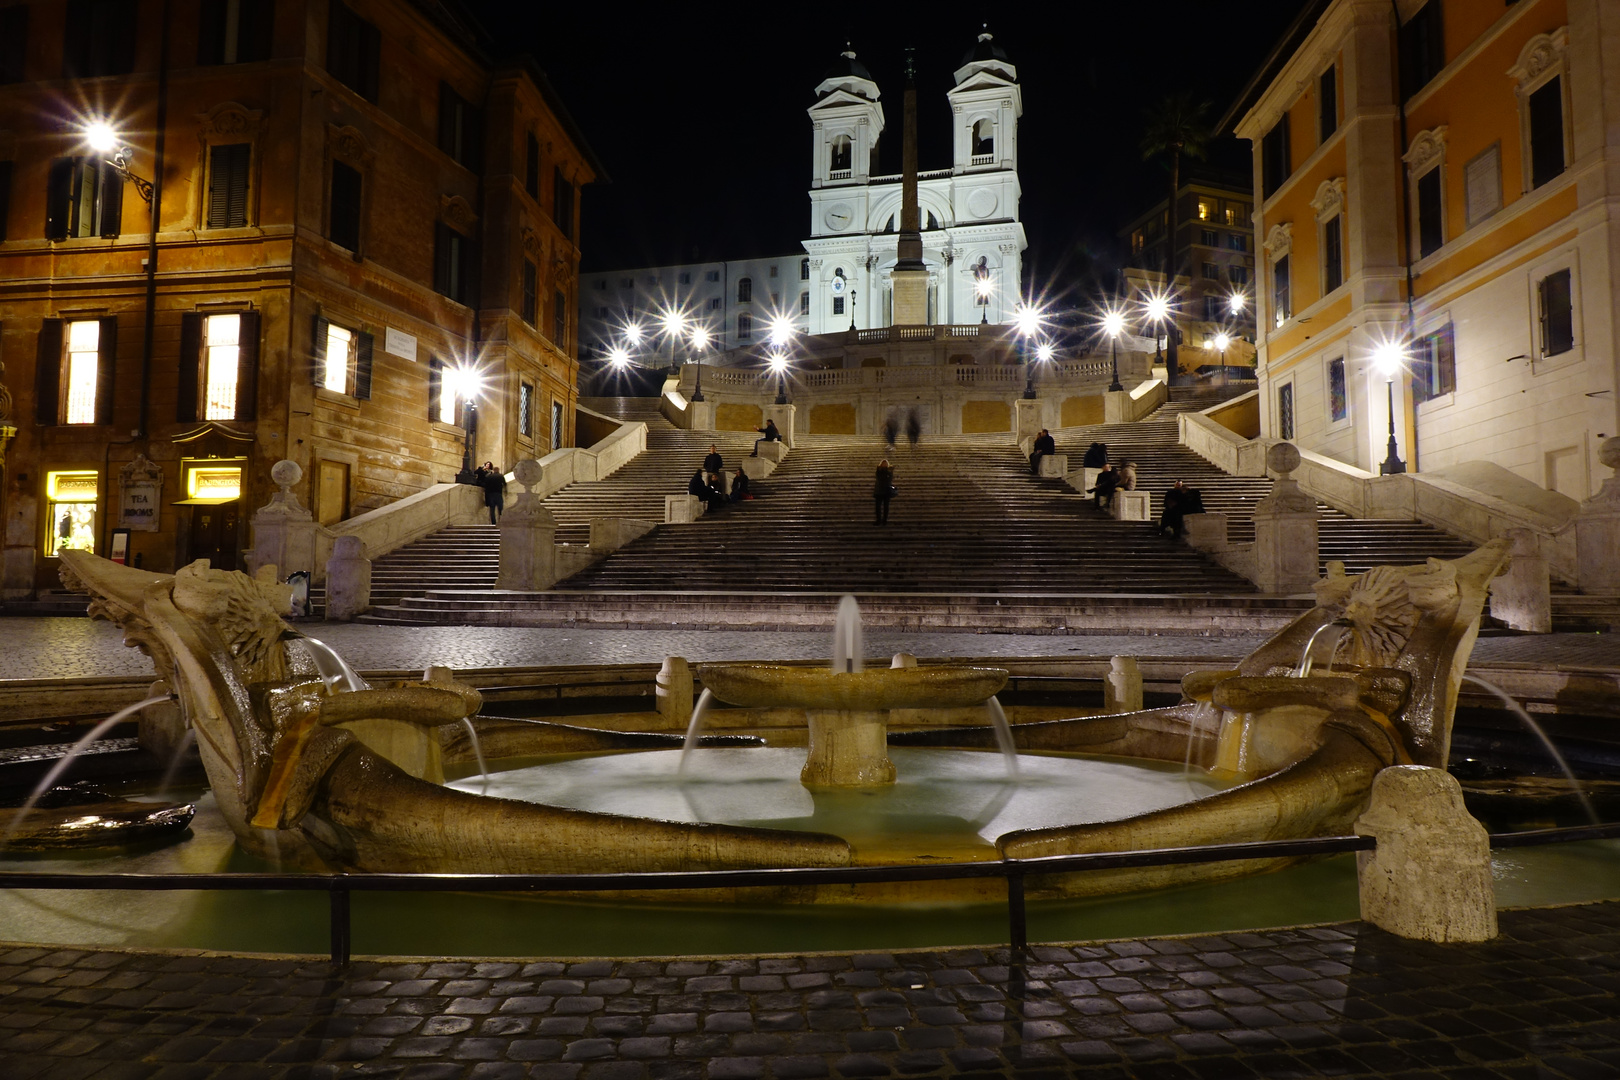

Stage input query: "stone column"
[
  {"left": 1014, "top": 399, "right": 1042, "bottom": 445},
  {"left": 763, "top": 403, "right": 797, "bottom": 448},
  {"left": 1251, "top": 443, "right": 1320, "bottom": 594},
  {"left": 1354, "top": 765, "right": 1496, "bottom": 943},
  {"left": 498, "top": 460, "right": 559, "bottom": 591},
  {"left": 656, "top": 656, "right": 693, "bottom": 728},
  {"left": 1575, "top": 437, "right": 1620, "bottom": 594},
  {"left": 246, "top": 460, "right": 323, "bottom": 580},
  {"left": 324, "top": 535, "right": 372, "bottom": 620},
  {"left": 1490, "top": 528, "right": 1551, "bottom": 632},
  {"left": 1103, "top": 656, "right": 1143, "bottom": 714}
]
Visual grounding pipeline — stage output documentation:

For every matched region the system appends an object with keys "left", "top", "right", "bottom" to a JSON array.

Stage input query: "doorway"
[
  {"left": 317, "top": 461, "right": 350, "bottom": 526},
  {"left": 189, "top": 500, "right": 241, "bottom": 571}
]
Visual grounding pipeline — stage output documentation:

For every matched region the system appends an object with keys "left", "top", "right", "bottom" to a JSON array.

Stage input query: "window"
[
  {"left": 64, "top": 319, "right": 102, "bottom": 424},
  {"left": 619, "top": 277, "right": 632, "bottom": 289},
  {"left": 524, "top": 134, "right": 540, "bottom": 200},
  {"left": 737, "top": 277, "right": 752, "bottom": 303},
  {"left": 1227, "top": 234, "right": 1247, "bottom": 252},
  {"left": 971, "top": 119, "right": 994, "bottom": 157},
  {"left": 427, "top": 357, "right": 454, "bottom": 424},
  {"left": 1416, "top": 166, "right": 1443, "bottom": 258},
  {"left": 45, "top": 471, "right": 99, "bottom": 558},
  {"left": 1, "top": 4, "right": 31, "bottom": 83},
  {"left": 0, "top": 161, "right": 10, "bottom": 241},
  {"left": 678, "top": 272, "right": 691, "bottom": 286},
  {"left": 63, "top": 0, "right": 137, "bottom": 78},
  {"left": 800, "top": 258, "right": 810, "bottom": 281},
  {"left": 705, "top": 270, "right": 720, "bottom": 283},
  {"left": 522, "top": 260, "right": 537, "bottom": 325},
  {"left": 768, "top": 265, "right": 778, "bottom": 278},
  {"left": 326, "top": 0, "right": 380, "bottom": 102},
  {"left": 829, "top": 134, "right": 852, "bottom": 173},
  {"left": 45, "top": 157, "right": 122, "bottom": 239},
  {"left": 178, "top": 310, "right": 259, "bottom": 421},
  {"left": 1277, "top": 383, "right": 1295, "bottom": 439},
  {"left": 438, "top": 84, "right": 482, "bottom": 170},
  {"left": 1412, "top": 322, "right": 1456, "bottom": 402},
  {"left": 1204, "top": 296, "right": 1223, "bottom": 321},
  {"left": 328, "top": 160, "right": 361, "bottom": 251},
  {"left": 1230, "top": 266, "right": 1249, "bottom": 287},
  {"left": 1319, "top": 64, "right": 1337, "bottom": 142},
  {"left": 554, "top": 289, "right": 567, "bottom": 346},
  {"left": 312, "top": 316, "right": 372, "bottom": 399},
  {"left": 1272, "top": 255, "right": 1290, "bottom": 325},
  {"left": 1201, "top": 262, "right": 1219, "bottom": 281},
  {"left": 1399, "top": 1, "right": 1444, "bottom": 101},
  {"left": 434, "top": 223, "right": 472, "bottom": 304},
  {"left": 832, "top": 296, "right": 845, "bottom": 316},
  {"left": 551, "top": 400, "right": 563, "bottom": 451},
  {"left": 1328, "top": 357, "right": 1347, "bottom": 421},
  {"left": 737, "top": 313, "right": 753, "bottom": 340},
  {"left": 1528, "top": 77, "right": 1566, "bottom": 189},
  {"left": 205, "top": 143, "right": 250, "bottom": 228},
  {"left": 34, "top": 318, "right": 112, "bottom": 425},
  {"left": 593, "top": 279, "right": 606, "bottom": 291},
  {"left": 708, "top": 297, "right": 721, "bottom": 311},
  {"left": 1465, "top": 144, "right": 1502, "bottom": 227},
  {"left": 800, "top": 291, "right": 809, "bottom": 315},
  {"left": 519, "top": 382, "right": 534, "bottom": 439},
  {"left": 1201, "top": 229, "right": 1218, "bottom": 247},
  {"left": 553, "top": 166, "right": 574, "bottom": 241},
  {"left": 1262, "top": 114, "right": 1291, "bottom": 199},
  {"left": 1197, "top": 199, "right": 1214, "bottom": 221},
  {"left": 198, "top": 0, "right": 274, "bottom": 65},
  {"left": 1538, "top": 268, "right": 1574, "bottom": 358},
  {"left": 1322, "top": 215, "right": 1343, "bottom": 294}
]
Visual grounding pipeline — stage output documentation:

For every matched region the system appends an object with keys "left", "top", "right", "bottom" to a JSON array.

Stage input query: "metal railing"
[{"left": 3, "top": 822, "right": 1616, "bottom": 968}]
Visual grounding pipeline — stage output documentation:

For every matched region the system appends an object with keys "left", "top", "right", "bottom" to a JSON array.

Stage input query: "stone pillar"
[
  {"left": 246, "top": 460, "right": 323, "bottom": 581},
  {"left": 763, "top": 403, "right": 797, "bottom": 448},
  {"left": 1575, "top": 437, "right": 1620, "bottom": 594},
  {"left": 1103, "top": 389, "right": 1132, "bottom": 425},
  {"left": 1490, "top": 528, "right": 1551, "bottom": 632},
  {"left": 1103, "top": 657, "right": 1143, "bottom": 714},
  {"left": 1354, "top": 765, "right": 1496, "bottom": 943},
  {"left": 497, "top": 459, "right": 559, "bottom": 591},
  {"left": 657, "top": 656, "right": 693, "bottom": 728},
  {"left": 1014, "top": 399, "right": 1042, "bottom": 445},
  {"left": 324, "top": 535, "right": 372, "bottom": 621},
  {"left": 1251, "top": 443, "right": 1319, "bottom": 594}
]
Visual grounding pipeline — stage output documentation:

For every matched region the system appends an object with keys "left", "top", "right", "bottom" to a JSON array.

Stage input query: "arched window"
[
  {"left": 884, "top": 215, "right": 894, "bottom": 233},
  {"left": 737, "top": 313, "right": 753, "bottom": 339},
  {"left": 737, "top": 277, "right": 752, "bottom": 303},
  {"left": 972, "top": 119, "right": 994, "bottom": 158},
  {"left": 926, "top": 211, "right": 939, "bottom": 229},
  {"left": 830, "top": 134, "right": 852, "bottom": 173}
]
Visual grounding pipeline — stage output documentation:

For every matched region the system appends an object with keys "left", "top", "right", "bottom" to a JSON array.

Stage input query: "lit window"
[
  {"left": 45, "top": 470, "right": 99, "bottom": 557},
  {"left": 65, "top": 320, "right": 100, "bottom": 424},
  {"left": 437, "top": 363, "right": 456, "bottom": 424},
  {"left": 1197, "top": 199, "right": 1214, "bottom": 220},
  {"left": 188, "top": 465, "right": 241, "bottom": 501},
  {"left": 203, "top": 313, "right": 240, "bottom": 419},
  {"left": 324, "top": 323, "right": 352, "bottom": 392}
]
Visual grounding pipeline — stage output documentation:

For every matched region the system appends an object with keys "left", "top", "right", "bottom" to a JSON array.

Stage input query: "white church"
[{"left": 577, "top": 34, "right": 1028, "bottom": 355}]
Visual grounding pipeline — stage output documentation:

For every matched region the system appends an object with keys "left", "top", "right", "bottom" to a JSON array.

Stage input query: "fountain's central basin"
[{"left": 449, "top": 749, "right": 1236, "bottom": 863}]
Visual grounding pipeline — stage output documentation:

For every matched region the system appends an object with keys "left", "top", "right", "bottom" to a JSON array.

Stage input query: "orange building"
[
  {"left": 1227, "top": 0, "right": 1615, "bottom": 499},
  {"left": 0, "top": 0, "right": 600, "bottom": 599}
]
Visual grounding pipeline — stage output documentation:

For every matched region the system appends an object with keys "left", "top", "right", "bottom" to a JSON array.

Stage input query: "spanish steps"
[{"left": 351, "top": 388, "right": 1611, "bottom": 631}]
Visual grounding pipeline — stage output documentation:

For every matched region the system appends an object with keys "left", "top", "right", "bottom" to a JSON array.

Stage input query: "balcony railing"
[{"left": 970, "top": 154, "right": 995, "bottom": 166}]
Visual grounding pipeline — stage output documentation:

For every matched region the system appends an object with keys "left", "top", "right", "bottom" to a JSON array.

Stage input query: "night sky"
[{"left": 469, "top": 1, "right": 1308, "bottom": 300}]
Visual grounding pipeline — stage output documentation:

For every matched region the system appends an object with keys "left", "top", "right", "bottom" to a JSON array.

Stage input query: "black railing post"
[{"left": 329, "top": 879, "right": 352, "bottom": 968}]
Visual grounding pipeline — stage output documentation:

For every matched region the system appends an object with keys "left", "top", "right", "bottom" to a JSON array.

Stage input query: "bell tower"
[{"left": 807, "top": 46, "right": 883, "bottom": 194}]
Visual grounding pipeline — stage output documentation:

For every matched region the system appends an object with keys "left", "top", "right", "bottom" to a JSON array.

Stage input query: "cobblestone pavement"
[
  {"left": 4, "top": 617, "right": 1618, "bottom": 681},
  {"left": 0, "top": 901, "right": 1617, "bottom": 1079}
]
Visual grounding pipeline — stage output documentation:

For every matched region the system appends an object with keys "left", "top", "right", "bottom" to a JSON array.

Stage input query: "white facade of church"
[{"left": 802, "top": 38, "right": 1027, "bottom": 334}]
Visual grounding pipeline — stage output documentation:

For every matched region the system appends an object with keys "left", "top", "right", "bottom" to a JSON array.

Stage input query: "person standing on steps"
[
  {"left": 1029, "top": 429, "right": 1056, "bottom": 475},
  {"left": 751, "top": 419, "right": 781, "bottom": 457},
  {"left": 703, "top": 444, "right": 723, "bottom": 475},
  {"left": 473, "top": 461, "right": 506, "bottom": 524},
  {"left": 874, "top": 458, "right": 895, "bottom": 525}
]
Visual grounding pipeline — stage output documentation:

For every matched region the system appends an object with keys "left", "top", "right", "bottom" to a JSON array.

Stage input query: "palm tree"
[{"left": 1140, "top": 93, "right": 1213, "bottom": 383}]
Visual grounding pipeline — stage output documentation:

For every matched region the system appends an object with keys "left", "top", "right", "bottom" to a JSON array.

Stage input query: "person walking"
[
  {"left": 905, "top": 409, "right": 921, "bottom": 447},
  {"left": 874, "top": 458, "right": 895, "bottom": 525},
  {"left": 750, "top": 419, "right": 781, "bottom": 457},
  {"left": 703, "top": 444, "right": 723, "bottom": 475},
  {"left": 473, "top": 461, "right": 506, "bottom": 524},
  {"left": 883, "top": 415, "right": 899, "bottom": 450}
]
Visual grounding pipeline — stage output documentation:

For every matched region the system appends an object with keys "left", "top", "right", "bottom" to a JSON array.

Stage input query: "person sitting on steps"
[
  {"left": 1089, "top": 463, "right": 1120, "bottom": 511},
  {"left": 751, "top": 419, "right": 781, "bottom": 457},
  {"left": 729, "top": 466, "right": 750, "bottom": 503},
  {"left": 689, "top": 469, "right": 725, "bottom": 511},
  {"left": 1160, "top": 479, "right": 1205, "bottom": 539},
  {"left": 1029, "top": 429, "right": 1056, "bottom": 475}
]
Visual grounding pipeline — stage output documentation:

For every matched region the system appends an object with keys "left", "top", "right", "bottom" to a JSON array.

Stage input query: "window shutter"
[
  {"left": 354, "top": 330, "right": 373, "bottom": 400},
  {"left": 464, "top": 103, "right": 482, "bottom": 172},
  {"left": 0, "top": 4, "right": 29, "bottom": 84},
  {"left": 437, "top": 83, "right": 456, "bottom": 156},
  {"left": 240, "top": 0, "right": 275, "bottom": 63},
  {"left": 35, "top": 319, "right": 62, "bottom": 425},
  {"left": 45, "top": 158, "right": 73, "bottom": 240},
  {"left": 311, "top": 314, "right": 329, "bottom": 385},
  {"left": 98, "top": 160, "right": 123, "bottom": 238},
  {"left": 62, "top": 0, "right": 90, "bottom": 78},
  {"left": 428, "top": 358, "right": 441, "bottom": 422},
  {"left": 0, "top": 161, "right": 11, "bottom": 242},
  {"left": 525, "top": 133, "right": 539, "bottom": 198},
  {"left": 1437, "top": 324, "right": 1456, "bottom": 396},
  {"left": 96, "top": 316, "right": 117, "bottom": 425},
  {"left": 197, "top": 0, "right": 224, "bottom": 64},
  {"left": 177, "top": 312, "right": 202, "bottom": 421},
  {"left": 235, "top": 310, "right": 260, "bottom": 419},
  {"left": 226, "top": 145, "right": 250, "bottom": 226},
  {"left": 359, "top": 19, "right": 380, "bottom": 102}
]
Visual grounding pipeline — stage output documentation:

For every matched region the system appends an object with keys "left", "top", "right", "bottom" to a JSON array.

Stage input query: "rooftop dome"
[
  {"left": 823, "top": 45, "right": 871, "bottom": 83},
  {"left": 960, "top": 29, "right": 1010, "bottom": 68}
]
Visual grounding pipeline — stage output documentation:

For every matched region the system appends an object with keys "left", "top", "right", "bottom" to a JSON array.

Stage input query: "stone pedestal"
[
  {"left": 740, "top": 456, "right": 777, "bottom": 480},
  {"left": 1067, "top": 467, "right": 1102, "bottom": 495},
  {"left": 1184, "top": 512, "right": 1228, "bottom": 552},
  {"left": 497, "top": 460, "right": 559, "bottom": 590},
  {"left": 1354, "top": 765, "right": 1496, "bottom": 943},
  {"left": 1103, "top": 657, "right": 1142, "bottom": 714},
  {"left": 756, "top": 440, "right": 788, "bottom": 464},
  {"left": 1490, "top": 528, "right": 1551, "bottom": 632},
  {"left": 802, "top": 710, "right": 896, "bottom": 786},
  {"left": 657, "top": 656, "right": 693, "bottom": 727},
  {"left": 1014, "top": 399, "right": 1042, "bottom": 444},
  {"left": 665, "top": 495, "right": 705, "bottom": 523},
  {"left": 1103, "top": 389, "right": 1132, "bottom": 424},
  {"left": 324, "top": 535, "right": 372, "bottom": 621},
  {"left": 1575, "top": 436, "right": 1620, "bottom": 594},
  {"left": 763, "top": 404, "right": 797, "bottom": 448},
  {"left": 246, "top": 460, "right": 323, "bottom": 580},
  {"left": 1114, "top": 490, "right": 1151, "bottom": 521},
  {"left": 1037, "top": 454, "right": 1069, "bottom": 478},
  {"left": 1252, "top": 444, "right": 1319, "bottom": 595}
]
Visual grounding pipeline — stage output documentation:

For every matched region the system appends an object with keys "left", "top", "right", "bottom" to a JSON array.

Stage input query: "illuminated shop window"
[
  {"left": 187, "top": 465, "right": 242, "bottom": 501},
  {"left": 204, "top": 313, "right": 240, "bottom": 419},
  {"left": 45, "top": 470, "right": 98, "bottom": 557}
]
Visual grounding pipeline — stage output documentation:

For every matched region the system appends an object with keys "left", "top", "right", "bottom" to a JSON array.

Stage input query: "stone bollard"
[
  {"left": 890, "top": 653, "right": 917, "bottom": 668},
  {"left": 246, "top": 459, "right": 321, "bottom": 581},
  {"left": 1354, "top": 765, "right": 1496, "bottom": 943},
  {"left": 498, "top": 460, "right": 559, "bottom": 590},
  {"left": 1252, "top": 443, "right": 1319, "bottom": 594},
  {"left": 1103, "top": 656, "right": 1143, "bottom": 714},
  {"left": 657, "top": 656, "right": 694, "bottom": 728},
  {"left": 324, "top": 535, "right": 372, "bottom": 621},
  {"left": 1489, "top": 527, "right": 1551, "bottom": 632},
  {"left": 1575, "top": 436, "right": 1620, "bottom": 594},
  {"left": 1014, "top": 399, "right": 1042, "bottom": 444},
  {"left": 137, "top": 680, "right": 187, "bottom": 761}
]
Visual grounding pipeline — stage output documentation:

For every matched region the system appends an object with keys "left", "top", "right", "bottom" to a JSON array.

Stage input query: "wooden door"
[
  {"left": 317, "top": 461, "right": 349, "bottom": 526},
  {"left": 189, "top": 500, "right": 241, "bottom": 571}
]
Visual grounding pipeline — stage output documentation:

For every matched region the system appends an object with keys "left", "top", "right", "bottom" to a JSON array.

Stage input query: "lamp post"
[
  {"left": 662, "top": 310, "right": 684, "bottom": 377},
  {"left": 690, "top": 325, "right": 709, "bottom": 402},
  {"left": 849, "top": 289, "right": 858, "bottom": 332},
  {"left": 1213, "top": 331, "right": 1231, "bottom": 389},
  {"left": 85, "top": 122, "right": 155, "bottom": 207},
  {"left": 1143, "top": 291, "right": 1170, "bottom": 369},
  {"left": 769, "top": 318, "right": 794, "bottom": 405},
  {"left": 1375, "top": 341, "right": 1407, "bottom": 475},
  {"left": 1015, "top": 303, "right": 1043, "bottom": 399},
  {"left": 976, "top": 276, "right": 992, "bottom": 324},
  {"left": 1103, "top": 308, "right": 1126, "bottom": 392}
]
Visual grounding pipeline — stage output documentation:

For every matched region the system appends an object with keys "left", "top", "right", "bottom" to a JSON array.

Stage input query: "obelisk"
[{"left": 890, "top": 49, "right": 929, "bottom": 326}]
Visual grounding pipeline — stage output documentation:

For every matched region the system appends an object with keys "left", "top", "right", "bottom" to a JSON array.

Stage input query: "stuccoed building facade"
[
  {"left": 0, "top": 0, "right": 597, "bottom": 599},
  {"left": 1229, "top": 0, "right": 1617, "bottom": 500}
]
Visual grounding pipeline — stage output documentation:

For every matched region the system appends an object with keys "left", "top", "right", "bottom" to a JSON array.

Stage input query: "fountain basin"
[{"left": 698, "top": 665, "right": 1007, "bottom": 711}]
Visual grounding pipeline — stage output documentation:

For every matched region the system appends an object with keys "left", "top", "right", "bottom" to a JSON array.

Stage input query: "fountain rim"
[{"left": 695, "top": 662, "right": 1010, "bottom": 710}]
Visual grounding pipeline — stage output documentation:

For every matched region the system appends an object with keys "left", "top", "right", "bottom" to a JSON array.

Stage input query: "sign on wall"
[
  {"left": 385, "top": 327, "right": 418, "bottom": 362},
  {"left": 118, "top": 454, "right": 163, "bottom": 532}
]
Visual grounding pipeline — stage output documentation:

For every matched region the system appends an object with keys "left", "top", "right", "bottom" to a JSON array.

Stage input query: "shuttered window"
[
  {"left": 438, "top": 83, "right": 482, "bottom": 170},
  {"left": 310, "top": 316, "right": 372, "bottom": 399},
  {"left": 45, "top": 157, "right": 122, "bottom": 240},
  {"left": 434, "top": 223, "right": 473, "bottom": 304},
  {"left": 63, "top": 0, "right": 137, "bottom": 79},
  {"left": 1528, "top": 77, "right": 1566, "bottom": 190},
  {"left": 37, "top": 317, "right": 116, "bottom": 425},
  {"left": 329, "top": 160, "right": 361, "bottom": 251},
  {"left": 326, "top": 0, "right": 379, "bottom": 101},
  {"left": 1538, "top": 270, "right": 1574, "bottom": 358},
  {"left": 198, "top": 0, "right": 274, "bottom": 64},
  {"left": 206, "top": 143, "right": 250, "bottom": 228},
  {"left": 0, "top": 4, "right": 29, "bottom": 83},
  {"left": 525, "top": 134, "right": 540, "bottom": 199},
  {"left": 553, "top": 289, "right": 567, "bottom": 347},
  {"left": 521, "top": 259, "right": 537, "bottom": 325},
  {"left": 553, "top": 166, "right": 573, "bottom": 241}
]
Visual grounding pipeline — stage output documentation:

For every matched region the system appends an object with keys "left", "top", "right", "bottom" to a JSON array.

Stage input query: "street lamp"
[
  {"left": 1102, "top": 307, "right": 1126, "bottom": 392},
  {"left": 768, "top": 317, "right": 794, "bottom": 404},
  {"left": 689, "top": 324, "right": 710, "bottom": 402},
  {"left": 975, "top": 276, "right": 993, "bottom": 323},
  {"left": 1228, "top": 291, "right": 1246, "bottom": 316},
  {"left": 661, "top": 309, "right": 685, "bottom": 376},
  {"left": 768, "top": 351, "right": 791, "bottom": 405},
  {"left": 1213, "top": 331, "right": 1231, "bottom": 389},
  {"left": 1015, "top": 303, "right": 1044, "bottom": 399},
  {"left": 1374, "top": 340, "right": 1408, "bottom": 475},
  {"left": 84, "top": 120, "right": 154, "bottom": 207},
  {"left": 1142, "top": 290, "right": 1171, "bottom": 368},
  {"left": 448, "top": 365, "right": 483, "bottom": 485}
]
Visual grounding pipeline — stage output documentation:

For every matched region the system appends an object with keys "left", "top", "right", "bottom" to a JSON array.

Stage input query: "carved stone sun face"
[{"left": 1334, "top": 566, "right": 1420, "bottom": 670}]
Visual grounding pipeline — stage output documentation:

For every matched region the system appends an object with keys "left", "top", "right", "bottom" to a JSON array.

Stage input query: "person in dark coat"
[
  {"left": 751, "top": 419, "right": 781, "bottom": 456},
  {"left": 703, "top": 444, "right": 723, "bottom": 475},
  {"left": 1160, "top": 480, "right": 1205, "bottom": 539},
  {"left": 905, "top": 409, "right": 921, "bottom": 447},
  {"left": 1089, "top": 463, "right": 1120, "bottom": 510},
  {"left": 1029, "top": 429, "right": 1056, "bottom": 475},
  {"left": 729, "top": 467, "right": 750, "bottom": 503},
  {"left": 883, "top": 415, "right": 899, "bottom": 449},
  {"left": 874, "top": 458, "right": 895, "bottom": 525},
  {"left": 689, "top": 469, "right": 724, "bottom": 510},
  {"left": 1082, "top": 442, "right": 1109, "bottom": 468},
  {"left": 707, "top": 471, "right": 728, "bottom": 508},
  {"left": 473, "top": 461, "right": 506, "bottom": 524}
]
